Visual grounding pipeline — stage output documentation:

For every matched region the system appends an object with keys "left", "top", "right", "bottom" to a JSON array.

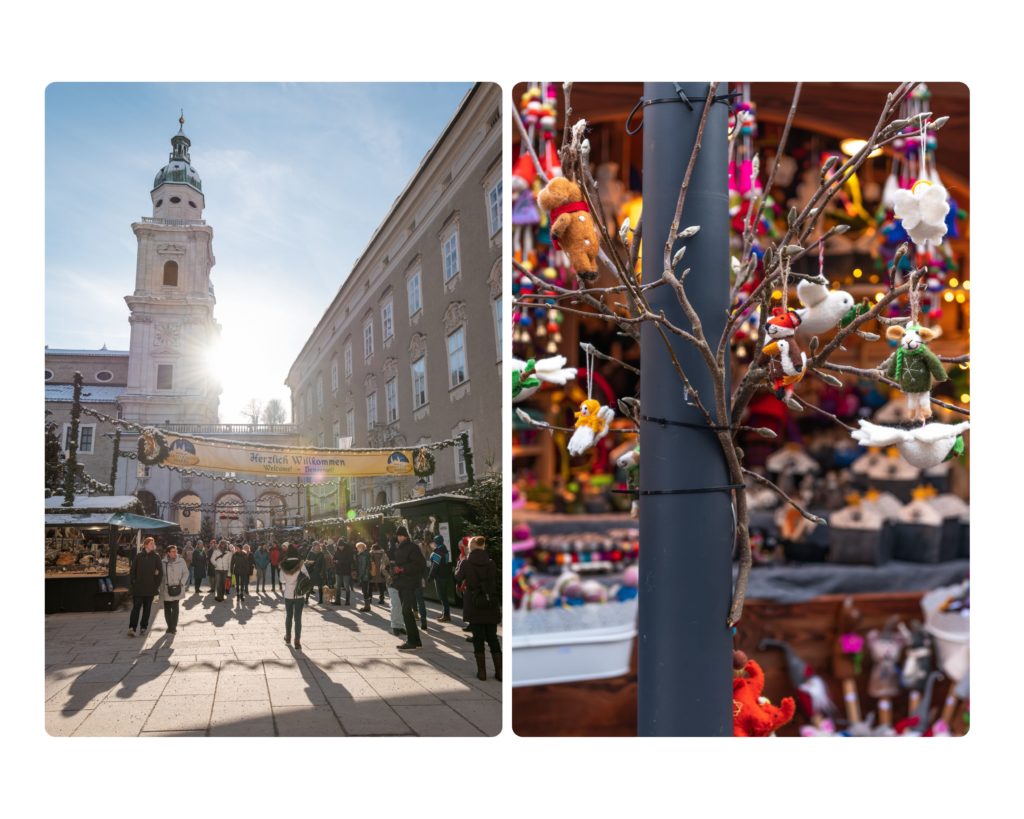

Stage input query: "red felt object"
[{"left": 733, "top": 659, "right": 796, "bottom": 737}]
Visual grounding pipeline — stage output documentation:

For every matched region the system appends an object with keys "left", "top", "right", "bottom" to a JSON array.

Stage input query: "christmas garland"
[
  {"left": 137, "top": 427, "right": 170, "bottom": 465},
  {"left": 413, "top": 447, "right": 436, "bottom": 477}
]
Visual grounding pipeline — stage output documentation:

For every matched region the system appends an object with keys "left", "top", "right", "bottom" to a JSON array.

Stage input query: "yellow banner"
[{"left": 141, "top": 432, "right": 422, "bottom": 478}]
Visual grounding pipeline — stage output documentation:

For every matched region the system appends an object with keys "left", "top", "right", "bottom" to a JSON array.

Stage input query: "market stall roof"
[
  {"left": 45, "top": 495, "right": 141, "bottom": 511},
  {"left": 44, "top": 495, "right": 178, "bottom": 529}
]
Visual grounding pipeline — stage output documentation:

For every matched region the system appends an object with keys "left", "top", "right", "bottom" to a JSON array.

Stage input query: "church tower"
[{"left": 120, "top": 115, "right": 221, "bottom": 424}]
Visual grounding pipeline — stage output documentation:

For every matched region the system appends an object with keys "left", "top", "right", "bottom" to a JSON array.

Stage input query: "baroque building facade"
[{"left": 285, "top": 83, "right": 503, "bottom": 514}]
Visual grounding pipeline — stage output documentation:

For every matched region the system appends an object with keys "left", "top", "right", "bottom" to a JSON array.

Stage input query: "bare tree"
[
  {"left": 514, "top": 82, "right": 968, "bottom": 627},
  {"left": 241, "top": 398, "right": 263, "bottom": 426},
  {"left": 261, "top": 398, "right": 288, "bottom": 425}
]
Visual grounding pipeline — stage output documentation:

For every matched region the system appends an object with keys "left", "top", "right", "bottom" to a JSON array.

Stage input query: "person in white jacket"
[
  {"left": 279, "top": 544, "right": 310, "bottom": 651},
  {"left": 160, "top": 545, "right": 190, "bottom": 634},
  {"left": 211, "top": 540, "right": 234, "bottom": 602}
]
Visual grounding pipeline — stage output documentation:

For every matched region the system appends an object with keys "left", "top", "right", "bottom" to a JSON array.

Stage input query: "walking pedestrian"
[
  {"left": 231, "top": 544, "right": 249, "bottom": 603},
  {"left": 454, "top": 536, "right": 501, "bottom": 680},
  {"left": 454, "top": 537, "right": 473, "bottom": 632},
  {"left": 253, "top": 544, "right": 270, "bottom": 594},
  {"left": 268, "top": 541, "right": 282, "bottom": 591},
  {"left": 355, "top": 542, "right": 373, "bottom": 612},
  {"left": 242, "top": 544, "right": 254, "bottom": 599},
  {"left": 369, "top": 541, "right": 388, "bottom": 605},
  {"left": 382, "top": 549, "right": 405, "bottom": 636},
  {"left": 127, "top": 536, "right": 163, "bottom": 637},
  {"left": 280, "top": 544, "right": 310, "bottom": 651},
  {"left": 333, "top": 539, "right": 354, "bottom": 605},
  {"left": 428, "top": 534, "right": 452, "bottom": 622},
  {"left": 212, "top": 540, "right": 232, "bottom": 602},
  {"left": 305, "top": 543, "right": 326, "bottom": 605},
  {"left": 160, "top": 544, "right": 189, "bottom": 634},
  {"left": 391, "top": 526, "right": 425, "bottom": 650},
  {"left": 183, "top": 541, "right": 195, "bottom": 588},
  {"left": 191, "top": 543, "right": 207, "bottom": 594}
]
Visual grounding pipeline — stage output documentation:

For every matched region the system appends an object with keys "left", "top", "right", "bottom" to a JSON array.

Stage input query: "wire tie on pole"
[
  {"left": 625, "top": 91, "right": 741, "bottom": 135},
  {"left": 641, "top": 414, "right": 733, "bottom": 432},
  {"left": 612, "top": 484, "right": 744, "bottom": 496}
]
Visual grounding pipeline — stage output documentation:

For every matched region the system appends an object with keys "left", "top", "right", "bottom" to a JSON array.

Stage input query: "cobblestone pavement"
[{"left": 45, "top": 589, "right": 501, "bottom": 737}]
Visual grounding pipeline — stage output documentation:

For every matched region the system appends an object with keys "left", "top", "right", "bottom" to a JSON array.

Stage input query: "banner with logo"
[{"left": 139, "top": 431, "right": 425, "bottom": 478}]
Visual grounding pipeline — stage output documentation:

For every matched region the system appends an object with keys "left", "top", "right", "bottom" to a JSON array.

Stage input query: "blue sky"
[{"left": 46, "top": 82, "right": 473, "bottom": 422}]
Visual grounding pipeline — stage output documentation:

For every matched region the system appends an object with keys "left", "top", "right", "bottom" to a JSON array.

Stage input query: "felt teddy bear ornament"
[
  {"left": 732, "top": 658, "right": 797, "bottom": 737},
  {"left": 567, "top": 398, "right": 615, "bottom": 456},
  {"left": 883, "top": 323, "right": 948, "bottom": 422},
  {"left": 794, "top": 278, "right": 856, "bottom": 338},
  {"left": 761, "top": 308, "right": 808, "bottom": 400},
  {"left": 893, "top": 179, "right": 950, "bottom": 247},
  {"left": 537, "top": 177, "right": 600, "bottom": 283},
  {"left": 512, "top": 356, "right": 577, "bottom": 403}
]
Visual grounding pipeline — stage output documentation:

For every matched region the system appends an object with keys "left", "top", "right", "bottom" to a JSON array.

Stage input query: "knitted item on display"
[
  {"left": 794, "top": 279, "right": 856, "bottom": 338},
  {"left": 567, "top": 399, "right": 614, "bottom": 456},
  {"left": 883, "top": 324, "right": 949, "bottom": 422},
  {"left": 850, "top": 419, "right": 969, "bottom": 470},
  {"left": 893, "top": 180, "right": 950, "bottom": 247},
  {"left": 733, "top": 659, "right": 796, "bottom": 737}
]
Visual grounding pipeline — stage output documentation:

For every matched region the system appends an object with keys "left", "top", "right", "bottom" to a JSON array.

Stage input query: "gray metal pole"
[{"left": 638, "top": 82, "right": 732, "bottom": 736}]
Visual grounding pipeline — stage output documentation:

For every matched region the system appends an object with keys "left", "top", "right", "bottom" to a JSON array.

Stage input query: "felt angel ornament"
[
  {"left": 892, "top": 180, "right": 950, "bottom": 247},
  {"left": 794, "top": 278, "right": 856, "bottom": 338},
  {"left": 851, "top": 419, "right": 969, "bottom": 470},
  {"left": 567, "top": 398, "right": 614, "bottom": 456},
  {"left": 512, "top": 356, "right": 576, "bottom": 403},
  {"left": 883, "top": 323, "right": 949, "bottom": 422},
  {"left": 761, "top": 308, "right": 807, "bottom": 399}
]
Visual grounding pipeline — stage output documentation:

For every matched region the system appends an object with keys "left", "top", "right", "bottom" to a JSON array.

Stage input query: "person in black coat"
[
  {"left": 230, "top": 546, "right": 249, "bottom": 603},
  {"left": 191, "top": 545, "right": 208, "bottom": 594},
  {"left": 128, "top": 536, "right": 163, "bottom": 636},
  {"left": 305, "top": 543, "right": 326, "bottom": 605},
  {"left": 391, "top": 527, "right": 425, "bottom": 650},
  {"left": 332, "top": 539, "right": 355, "bottom": 606},
  {"left": 454, "top": 536, "right": 501, "bottom": 681}
]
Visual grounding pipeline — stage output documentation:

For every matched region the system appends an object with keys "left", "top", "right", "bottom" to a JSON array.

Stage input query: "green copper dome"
[{"left": 152, "top": 115, "right": 203, "bottom": 192}]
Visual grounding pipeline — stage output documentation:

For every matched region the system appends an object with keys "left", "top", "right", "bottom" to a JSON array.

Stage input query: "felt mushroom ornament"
[
  {"left": 883, "top": 323, "right": 948, "bottom": 422},
  {"left": 761, "top": 308, "right": 808, "bottom": 400},
  {"left": 537, "top": 177, "right": 600, "bottom": 283}
]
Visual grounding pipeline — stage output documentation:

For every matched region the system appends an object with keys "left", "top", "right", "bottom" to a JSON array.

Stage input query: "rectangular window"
[
  {"left": 306, "top": 389, "right": 313, "bottom": 419},
  {"left": 317, "top": 377, "right": 324, "bottom": 408},
  {"left": 487, "top": 179, "right": 502, "bottom": 236},
  {"left": 296, "top": 398, "right": 303, "bottom": 425},
  {"left": 63, "top": 423, "right": 96, "bottom": 455},
  {"left": 381, "top": 300, "right": 394, "bottom": 341},
  {"left": 447, "top": 327, "right": 467, "bottom": 388},
  {"left": 344, "top": 343, "right": 353, "bottom": 378},
  {"left": 407, "top": 270, "right": 422, "bottom": 317},
  {"left": 363, "top": 318, "right": 374, "bottom": 359},
  {"left": 346, "top": 408, "right": 354, "bottom": 440},
  {"left": 331, "top": 359, "right": 339, "bottom": 392},
  {"left": 454, "top": 426, "right": 473, "bottom": 482},
  {"left": 385, "top": 377, "right": 398, "bottom": 423},
  {"left": 411, "top": 357, "right": 427, "bottom": 408},
  {"left": 332, "top": 421, "right": 341, "bottom": 448},
  {"left": 136, "top": 462, "right": 150, "bottom": 479},
  {"left": 156, "top": 364, "right": 173, "bottom": 390},
  {"left": 494, "top": 296, "right": 502, "bottom": 360},
  {"left": 317, "top": 431, "right": 325, "bottom": 448},
  {"left": 366, "top": 392, "right": 377, "bottom": 430},
  {"left": 443, "top": 229, "right": 460, "bottom": 282}
]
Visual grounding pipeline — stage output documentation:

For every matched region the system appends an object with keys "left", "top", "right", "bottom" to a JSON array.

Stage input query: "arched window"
[
  {"left": 215, "top": 492, "right": 246, "bottom": 539},
  {"left": 175, "top": 492, "right": 202, "bottom": 535},
  {"left": 163, "top": 260, "right": 178, "bottom": 287},
  {"left": 135, "top": 490, "right": 158, "bottom": 517}
]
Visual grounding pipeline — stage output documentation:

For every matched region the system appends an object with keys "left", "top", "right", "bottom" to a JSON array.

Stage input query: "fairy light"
[
  {"left": 869, "top": 274, "right": 880, "bottom": 284},
  {"left": 874, "top": 292, "right": 884, "bottom": 302},
  {"left": 948, "top": 277, "right": 959, "bottom": 288},
  {"left": 955, "top": 293, "right": 966, "bottom": 304},
  {"left": 963, "top": 280, "right": 971, "bottom": 290},
  {"left": 944, "top": 292, "right": 955, "bottom": 303},
  {"left": 852, "top": 268, "right": 863, "bottom": 279},
  {"left": 771, "top": 289, "right": 782, "bottom": 300},
  {"left": 961, "top": 393, "right": 970, "bottom": 404}
]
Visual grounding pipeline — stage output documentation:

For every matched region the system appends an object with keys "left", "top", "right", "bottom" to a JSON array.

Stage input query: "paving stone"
[
  {"left": 74, "top": 700, "right": 157, "bottom": 737},
  {"left": 105, "top": 674, "right": 171, "bottom": 702},
  {"left": 448, "top": 699, "right": 503, "bottom": 736},
  {"left": 327, "top": 699, "right": 411, "bottom": 735},
  {"left": 366, "top": 676, "right": 440, "bottom": 706},
  {"left": 140, "top": 730, "right": 207, "bottom": 737},
  {"left": 46, "top": 682, "right": 116, "bottom": 712},
  {"left": 210, "top": 700, "right": 275, "bottom": 736},
  {"left": 268, "top": 677, "right": 326, "bottom": 707},
  {"left": 273, "top": 705, "right": 344, "bottom": 737},
  {"left": 76, "top": 663, "right": 134, "bottom": 684},
  {"left": 215, "top": 676, "right": 270, "bottom": 701},
  {"left": 143, "top": 695, "right": 214, "bottom": 732},
  {"left": 163, "top": 673, "right": 217, "bottom": 696},
  {"left": 391, "top": 704, "right": 484, "bottom": 737},
  {"left": 313, "top": 673, "right": 380, "bottom": 700},
  {"left": 45, "top": 708, "right": 95, "bottom": 736}
]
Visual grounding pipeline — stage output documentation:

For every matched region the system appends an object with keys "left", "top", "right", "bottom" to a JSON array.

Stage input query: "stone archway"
[
  {"left": 255, "top": 492, "right": 287, "bottom": 530},
  {"left": 135, "top": 490, "right": 159, "bottom": 517},
  {"left": 215, "top": 492, "right": 246, "bottom": 540},
  {"left": 175, "top": 492, "right": 202, "bottom": 536}
]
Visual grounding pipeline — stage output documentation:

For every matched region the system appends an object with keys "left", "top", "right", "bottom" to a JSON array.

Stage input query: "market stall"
[{"left": 44, "top": 495, "right": 179, "bottom": 614}]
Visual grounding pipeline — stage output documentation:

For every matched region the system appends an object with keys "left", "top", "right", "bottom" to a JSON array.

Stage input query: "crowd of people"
[{"left": 124, "top": 526, "right": 502, "bottom": 680}]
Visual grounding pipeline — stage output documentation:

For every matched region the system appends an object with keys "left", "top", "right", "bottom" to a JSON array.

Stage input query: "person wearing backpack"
[
  {"left": 280, "top": 543, "right": 311, "bottom": 651},
  {"left": 454, "top": 536, "right": 501, "bottom": 680},
  {"left": 427, "top": 534, "right": 452, "bottom": 623},
  {"left": 391, "top": 526, "right": 425, "bottom": 650}
]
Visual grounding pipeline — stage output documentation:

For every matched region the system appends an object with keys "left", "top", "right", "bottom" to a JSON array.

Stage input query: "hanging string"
[
  {"left": 818, "top": 241, "right": 825, "bottom": 281},
  {"left": 780, "top": 249, "right": 791, "bottom": 312},
  {"left": 585, "top": 343, "right": 595, "bottom": 400}
]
